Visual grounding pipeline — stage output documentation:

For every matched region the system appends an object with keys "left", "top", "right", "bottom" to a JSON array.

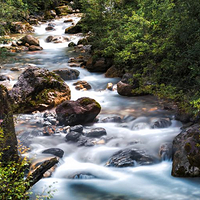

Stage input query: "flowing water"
[{"left": 1, "top": 14, "right": 200, "bottom": 200}]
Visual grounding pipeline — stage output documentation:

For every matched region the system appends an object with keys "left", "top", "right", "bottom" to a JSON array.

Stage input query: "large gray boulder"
[
  {"left": 10, "top": 66, "right": 71, "bottom": 113},
  {"left": 105, "top": 148, "right": 154, "bottom": 167},
  {"left": 172, "top": 124, "right": 200, "bottom": 177},
  {"left": 56, "top": 97, "right": 101, "bottom": 126}
]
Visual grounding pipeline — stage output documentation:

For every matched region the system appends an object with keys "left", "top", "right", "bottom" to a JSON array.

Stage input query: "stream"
[{"left": 1, "top": 14, "right": 200, "bottom": 200}]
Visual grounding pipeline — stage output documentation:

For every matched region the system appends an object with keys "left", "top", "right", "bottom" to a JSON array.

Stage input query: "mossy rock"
[
  {"left": 56, "top": 97, "right": 101, "bottom": 125},
  {"left": 9, "top": 66, "right": 71, "bottom": 114},
  {"left": 55, "top": 5, "right": 73, "bottom": 16}
]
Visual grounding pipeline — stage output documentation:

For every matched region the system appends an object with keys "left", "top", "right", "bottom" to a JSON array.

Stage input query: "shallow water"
[{"left": 2, "top": 14, "right": 200, "bottom": 200}]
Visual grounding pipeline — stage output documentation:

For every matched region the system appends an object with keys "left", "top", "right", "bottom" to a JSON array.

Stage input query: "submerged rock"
[
  {"left": 10, "top": 66, "right": 71, "bottom": 113},
  {"left": 105, "top": 148, "right": 154, "bottom": 167},
  {"left": 56, "top": 97, "right": 101, "bottom": 126},
  {"left": 172, "top": 124, "right": 200, "bottom": 177}
]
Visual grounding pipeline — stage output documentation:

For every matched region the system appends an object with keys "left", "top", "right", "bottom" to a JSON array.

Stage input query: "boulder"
[
  {"left": 66, "top": 131, "right": 82, "bottom": 142},
  {"left": 10, "top": 22, "right": 34, "bottom": 34},
  {"left": 46, "top": 35, "right": 69, "bottom": 43},
  {"left": 64, "top": 19, "right": 73, "bottom": 23},
  {"left": 77, "top": 38, "right": 88, "bottom": 45},
  {"left": 20, "top": 35, "right": 40, "bottom": 46},
  {"left": 0, "top": 85, "right": 18, "bottom": 162},
  {"left": 105, "top": 66, "right": 123, "bottom": 78},
  {"left": 151, "top": 118, "right": 172, "bottom": 129},
  {"left": 44, "top": 10, "right": 57, "bottom": 20},
  {"left": 53, "top": 68, "right": 80, "bottom": 80},
  {"left": 0, "top": 75, "right": 10, "bottom": 81},
  {"left": 9, "top": 66, "right": 71, "bottom": 113},
  {"left": 73, "top": 80, "right": 91, "bottom": 90},
  {"left": 42, "top": 148, "right": 64, "bottom": 158},
  {"left": 100, "top": 116, "right": 122, "bottom": 123},
  {"left": 56, "top": 97, "right": 101, "bottom": 126},
  {"left": 105, "top": 148, "right": 154, "bottom": 167},
  {"left": 55, "top": 5, "right": 73, "bottom": 16},
  {"left": 65, "top": 20, "right": 82, "bottom": 34},
  {"left": 45, "top": 26, "right": 55, "bottom": 31},
  {"left": 85, "top": 57, "right": 112, "bottom": 72},
  {"left": 70, "top": 125, "right": 83, "bottom": 133},
  {"left": 85, "top": 128, "right": 107, "bottom": 138},
  {"left": 172, "top": 124, "right": 200, "bottom": 177},
  {"left": 29, "top": 45, "right": 43, "bottom": 51},
  {"left": 117, "top": 73, "right": 141, "bottom": 96},
  {"left": 68, "top": 42, "right": 76, "bottom": 47}
]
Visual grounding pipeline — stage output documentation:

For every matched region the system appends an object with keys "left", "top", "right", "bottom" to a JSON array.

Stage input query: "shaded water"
[{"left": 1, "top": 14, "right": 200, "bottom": 200}]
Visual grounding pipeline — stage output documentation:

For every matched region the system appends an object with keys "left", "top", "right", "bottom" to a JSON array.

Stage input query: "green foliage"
[{"left": 80, "top": 0, "right": 200, "bottom": 116}]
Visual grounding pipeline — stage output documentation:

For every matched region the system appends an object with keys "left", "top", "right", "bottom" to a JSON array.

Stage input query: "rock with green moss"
[
  {"left": 55, "top": 5, "right": 73, "bottom": 16},
  {"left": 64, "top": 20, "right": 82, "bottom": 34},
  {"left": 0, "top": 85, "right": 18, "bottom": 162},
  {"left": 9, "top": 66, "right": 71, "bottom": 113},
  {"left": 172, "top": 124, "right": 200, "bottom": 177},
  {"left": 117, "top": 73, "right": 146, "bottom": 96},
  {"left": 56, "top": 97, "right": 101, "bottom": 125}
]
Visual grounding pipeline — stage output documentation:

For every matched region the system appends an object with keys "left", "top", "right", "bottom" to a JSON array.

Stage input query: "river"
[{"left": 1, "top": 14, "right": 200, "bottom": 200}]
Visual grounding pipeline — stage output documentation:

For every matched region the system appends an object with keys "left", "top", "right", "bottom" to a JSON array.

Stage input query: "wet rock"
[
  {"left": 172, "top": 124, "right": 200, "bottom": 177},
  {"left": 106, "top": 148, "right": 154, "bottom": 167},
  {"left": 100, "top": 116, "right": 122, "bottom": 123},
  {"left": 69, "top": 62, "right": 81, "bottom": 67},
  {"left": 20, "top": 35, "right": 40, "bottom": 46},
  {"left": 42, "top": 148, "right": 64, "bottom": 158},
  {"left": 10, "top": 22, "right": 34, "bottom": 34},
  {"left": 117, "top": 73, "right": 140, "bottom": 97},
  {"left": 65, "top": 20, "right": 82, "bottom": 34},
  {"left": 10, "top": 67, "right": 22, "bottom": 71},
  {"left": 159, "top": 143, "right": 172, "bottom": 161},
  {"left": 105, "top": 66, "right": 123, "bottom": 78},
  {"left": 53, "top": 68, "right": 80, "bottom": 80},
  {"left": 85, "top": 128, "right": 107, "bottom": 138},
  {"left": 66, "top": 131, "right": 82, "bottom": 142},
  {"left": 68, "top": 42, "right": 76, "bottom": 47},
  {"left": 47, "top": 117, "right": 57, "bottom": 125},
  {"left": 10, "top": 66, "right": 71, "bottom": 113},
  {"left": 0, "top": 85, "right": 18, "bottom": 162},
  {"left": 45, "top": 26, "right": 55, "bottom": 31},
  {"left": 29, "top": 18, "right": 38, "bottom": 25},
  {"left": 29, "top": 45, "right": 43, "bottom": 51},
  {"left": 70, "top": 125, "right": 83, "bottom": 133},
  {"left": 46, "top": 35, "right": 54, "bottom": 43},
  {"left": 77, "top": 38, "right": 88, "bottom": 45},
  {"left": 64, "top": 19, "right": 73, "bottom": 23},
  {"left": 85, "top": 57, "right": 112, "bottom": 73},
  {"left": 43, "top": 125, "right": 56, "bottom": 136},
  {"left": 73, "top": 80, "right": 92, "bottom": 91},
  {"left": 151, "top": 118, "right": 172, "bottom": 129},
  {"left": 0, "top": 75, "right": 10, "bottom": 81},
  {"left": 106, "top": 82, "right": 114, "bottom": 91},
  {"left": 46, "top": 35, "right": 69, "bottom": 43},
  {"left": 56, "top": 97, "right": 101, "bottom": 126}
]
